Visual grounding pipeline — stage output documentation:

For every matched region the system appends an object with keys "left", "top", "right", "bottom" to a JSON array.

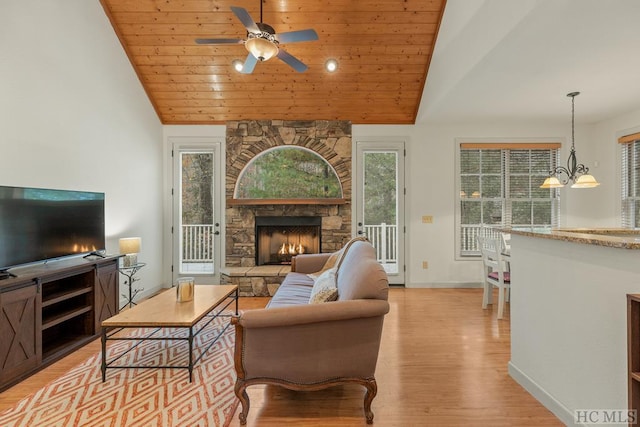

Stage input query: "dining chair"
[
  {"left": 478, "top": 236, "right": 511, "bottom": 319},
  {"left": 501, "top": 232, "right": 511, "bottom": 254}
]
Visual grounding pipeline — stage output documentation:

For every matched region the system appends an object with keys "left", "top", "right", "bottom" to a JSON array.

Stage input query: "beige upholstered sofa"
[{"left": 231, "top": 239, "right": 390, "bottom": 424}]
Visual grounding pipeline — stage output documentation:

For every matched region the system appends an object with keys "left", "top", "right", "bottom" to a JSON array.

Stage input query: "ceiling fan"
[{"left": 195, "top": 1, "right": 319, "bottom": 73}]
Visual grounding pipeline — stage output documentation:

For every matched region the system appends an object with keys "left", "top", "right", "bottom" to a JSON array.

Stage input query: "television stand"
[
  {"left": 84, "top": 251, "right": 106, "bottom": 259},
  {"left": 0, "top": 255, "right": 119, "bottom": 391},
  {"left": 0, "top": 269, "right": 16, "bottom": 280}
]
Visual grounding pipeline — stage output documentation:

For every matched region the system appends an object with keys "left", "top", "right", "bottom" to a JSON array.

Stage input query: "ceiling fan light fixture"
[
  {"left": 195, "top": 5, "right": 317, "bottom": 73},
  {"left": 245, "top": 36, "right": 278, "bottom": 61},
  {"left": 325, "top": 59, "right": 338, "bottom": 72}
]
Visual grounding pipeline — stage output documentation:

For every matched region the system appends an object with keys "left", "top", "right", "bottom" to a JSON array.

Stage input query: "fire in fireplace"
[{"left": 255, "top": 216, "right": 321, "bottom": 265}]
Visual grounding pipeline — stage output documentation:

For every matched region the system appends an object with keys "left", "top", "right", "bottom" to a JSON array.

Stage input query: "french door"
[
  {"left": 172, "top": 141, "right": 223, "bottom": 285},
  {"left": 355, "top": 140, "right": 406, "bottom": 285}
]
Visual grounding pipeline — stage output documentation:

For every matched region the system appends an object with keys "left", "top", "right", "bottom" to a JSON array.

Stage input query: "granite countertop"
[{"left": 507, "top": 228, "right": 640, "bottom": 249}]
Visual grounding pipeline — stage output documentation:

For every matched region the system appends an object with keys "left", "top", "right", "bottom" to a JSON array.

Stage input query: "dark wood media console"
[{"left": 0, "top": 255, "right": 119, "bottom": 391}]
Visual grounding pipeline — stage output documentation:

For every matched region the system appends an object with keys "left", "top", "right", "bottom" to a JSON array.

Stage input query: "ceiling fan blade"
[
  {"left": 195, "top": 38, "right": 244, "bottom": 44},
  {"left": 240, "top": 52, "right": 258, "bottom": 74},
  {"left": 276, "top": 49, "right": 308, "bottom": 73},
  {"left": 230, "top": 6, "right": 260, "bottom": 33},
  {"left": 276, "top": 29, "right": 319, "bottom": 44}
]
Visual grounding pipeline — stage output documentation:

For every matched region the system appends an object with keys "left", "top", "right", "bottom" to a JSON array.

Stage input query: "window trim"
[
  {"left": 619, "top": 132, "right": 640, "bottom": 228},
  {"left": 454, "top": 139, "right": 561, "bottom": 260}
]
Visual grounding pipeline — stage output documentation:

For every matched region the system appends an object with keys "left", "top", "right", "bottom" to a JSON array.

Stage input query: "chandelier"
[{"left": 540, "top": 92, "right": 600, "bottom": 189}]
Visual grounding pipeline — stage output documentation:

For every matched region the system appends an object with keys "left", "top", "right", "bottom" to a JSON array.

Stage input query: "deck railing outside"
[
  {"left": 364, "top": 223, "right": 397, "bottom": 264},
  {"left": 182, "top": 224, "right": 214, "bottom": 263},
  {"left": 460, "top": 225, "right": 504, "bottom": 256}
]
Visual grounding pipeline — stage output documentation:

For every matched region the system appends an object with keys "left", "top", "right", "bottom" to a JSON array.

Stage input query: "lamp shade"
[
  {"left": 119, "top": 237, "right": 141, "bottom": 254},
  {"left": 540, "top": 176, "right": 564, "bottom": 189},
  {"left": 570, "top": 174, "right": 601, "bottom": 188},
  {"left": 245, "top": 37, "right": 278, "bottom": 61}
]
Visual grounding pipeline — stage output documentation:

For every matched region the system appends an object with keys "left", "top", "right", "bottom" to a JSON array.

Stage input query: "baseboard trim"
[
  {"left": 406, "top": 282, "right": 482, "bottom": 289},
  {"left": 508, "top": 361, "right": 580, "bottom": 426}
]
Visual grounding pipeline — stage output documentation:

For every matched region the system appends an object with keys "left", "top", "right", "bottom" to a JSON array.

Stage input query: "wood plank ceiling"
[{"left": 99, "top": 0, "right": 446, "bottom": 125}]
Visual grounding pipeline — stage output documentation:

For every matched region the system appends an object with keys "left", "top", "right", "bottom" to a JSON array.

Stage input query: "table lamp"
[{"left": 119, "top": 237, "right": 141, "bottom": 267}]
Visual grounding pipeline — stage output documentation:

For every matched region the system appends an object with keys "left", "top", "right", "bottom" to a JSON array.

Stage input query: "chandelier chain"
[{"left": 567, "top": 91, "right": 580, "bottom": 150}]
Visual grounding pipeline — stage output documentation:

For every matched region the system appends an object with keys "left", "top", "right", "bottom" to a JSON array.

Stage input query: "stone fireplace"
[
  {"left": 221, "top": 120, "right": 352, "bottom": 296},
  {"left": 255, "top": 216, "right": 321, "bottom": 266}
]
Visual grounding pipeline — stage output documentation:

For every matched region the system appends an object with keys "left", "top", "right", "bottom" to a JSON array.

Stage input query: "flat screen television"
[{"left": 0, "top": 185, "right": 105, "bottom": 275}]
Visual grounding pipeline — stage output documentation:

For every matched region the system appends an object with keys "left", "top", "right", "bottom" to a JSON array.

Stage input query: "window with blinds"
[
  {"left": 620, "top": 132, "right": 640, "bottom": 228},
  {"left": 458, "top": 143, "right": 560, "bottom": 256}
]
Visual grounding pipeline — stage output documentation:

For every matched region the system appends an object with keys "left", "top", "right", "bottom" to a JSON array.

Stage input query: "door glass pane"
[
  {"left": 363, "top": 151, "right": 398, "bottom": 274},
  {"left": 180, "top": 152, "right": 214, "bottom": 274}
]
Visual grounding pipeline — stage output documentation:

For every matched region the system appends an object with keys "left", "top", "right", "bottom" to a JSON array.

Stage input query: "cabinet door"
[
  {"left": 95, "top": 262, "right": 118, "bottom": 332},
  {"left": 0, "top": 283, "right": 41, "bottom": 388}
]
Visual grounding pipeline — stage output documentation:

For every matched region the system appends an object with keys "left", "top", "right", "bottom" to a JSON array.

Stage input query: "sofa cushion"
[
  {"left": 266, "top": 272, "right": 314, "bottom": 308},
  {"left": 336, "top": 241, "right": 389, "bottom": 301},
  {"left": 308, "top": 268, "right": 338, "bottom": 304}
]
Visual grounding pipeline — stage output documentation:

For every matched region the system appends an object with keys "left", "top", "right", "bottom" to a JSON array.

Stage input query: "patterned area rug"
[{"left": 0, "top": 314, "right": 238, "bottom": 427}]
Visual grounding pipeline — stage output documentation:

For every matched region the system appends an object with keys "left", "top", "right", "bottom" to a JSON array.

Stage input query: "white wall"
[
  {"left": 353, "top": 121, "right": 615, "bottom": 287},
  {"left": 590, "top": 107, "right": 640, "bottom": 226},
  {"left": 0, "top": 1, "right": 165, "bottom": 302}
]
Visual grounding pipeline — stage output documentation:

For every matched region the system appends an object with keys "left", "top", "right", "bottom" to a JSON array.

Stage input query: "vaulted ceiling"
[{"left": 99, "top": 0, "right": 446, "bottom": 125}]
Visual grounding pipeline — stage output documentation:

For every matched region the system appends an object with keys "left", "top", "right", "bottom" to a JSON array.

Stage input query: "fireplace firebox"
[{"left": 255, "top": 216, "right": 321, "bottom": 265}]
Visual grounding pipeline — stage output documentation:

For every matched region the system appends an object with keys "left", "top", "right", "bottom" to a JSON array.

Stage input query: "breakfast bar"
[{"left": 507, "top": 228, "right": 640, "bottom": 425}]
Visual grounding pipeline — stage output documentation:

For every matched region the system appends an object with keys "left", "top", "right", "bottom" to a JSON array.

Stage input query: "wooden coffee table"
[{"left": 101, "top": 284, "right": 238, "bottom": 382}]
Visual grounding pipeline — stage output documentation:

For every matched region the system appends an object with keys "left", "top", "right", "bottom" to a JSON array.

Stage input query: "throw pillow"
[{"left": 308, "top": 268, "right": 338, "bottom": 304}]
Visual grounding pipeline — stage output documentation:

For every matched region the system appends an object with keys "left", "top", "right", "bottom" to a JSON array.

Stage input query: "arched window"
[{"left": 234, "top": 146, "right": 343, "bottom": 199}]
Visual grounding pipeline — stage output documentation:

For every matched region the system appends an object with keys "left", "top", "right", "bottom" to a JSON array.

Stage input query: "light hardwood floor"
[{"left": 0, "top": 288, "right": 562, "bottom": 426}]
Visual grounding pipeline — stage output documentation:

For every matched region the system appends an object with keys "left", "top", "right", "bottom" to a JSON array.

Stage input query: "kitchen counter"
[
  {"left": 508, "top": 227, "right": 640, "bottom": 249},
  {"left": 507, "top": 229, "right": 640, "bottom": 425}
]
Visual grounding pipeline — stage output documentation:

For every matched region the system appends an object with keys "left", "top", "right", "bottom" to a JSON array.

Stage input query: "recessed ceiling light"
[
  {"left": 232, "top": 59, "right": 244, "bottom": 72},
  {"left": 325, "top": 59, "right": 338, "bottom": 73}
]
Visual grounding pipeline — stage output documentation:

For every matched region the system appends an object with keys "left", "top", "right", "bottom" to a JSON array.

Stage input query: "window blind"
[
  {"left": 459, "top": 144, "right": 560, "bottom": 256},
  {"left": 620, "top": 133, "right": 640, "bottom": 228}
]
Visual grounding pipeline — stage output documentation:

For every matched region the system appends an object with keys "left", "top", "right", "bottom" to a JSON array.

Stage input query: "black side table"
[{"left": 118, "top": 262, "right": 146, "bottom": 310}]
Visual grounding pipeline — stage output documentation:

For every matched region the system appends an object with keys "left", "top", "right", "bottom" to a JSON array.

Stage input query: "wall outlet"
[
  {"left": 422, "top": 215, "right": 433, "bottom": 224},
  {"left": 422, "top": 261, "right": 428, "bottom": 269}
]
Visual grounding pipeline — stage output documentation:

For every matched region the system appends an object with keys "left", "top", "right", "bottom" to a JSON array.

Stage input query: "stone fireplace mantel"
[{"left": 227, "top": 198, "right": 347, "bottom": 206}]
